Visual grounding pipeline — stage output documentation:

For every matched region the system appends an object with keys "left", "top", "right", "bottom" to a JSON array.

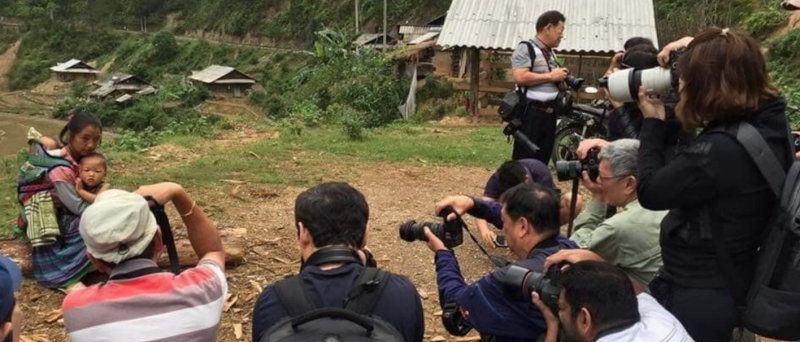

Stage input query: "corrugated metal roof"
[
  {"left": 50, "top": 59, "right": 98, "bottom": 73},
  {"left": 409, "top": 32, "right": 440, "bottom": 45},
  {"left": 438, "top": 0, "right": 659, "bottom": 53},
  {"left": 355, "top": 33, "right": 388, "bottom": 46},
  {"left": 400, "top": 25, "right": 434, "bottom": 36},
  {"left": 189, "top": 65, "right": 254, "bottom": 84}
]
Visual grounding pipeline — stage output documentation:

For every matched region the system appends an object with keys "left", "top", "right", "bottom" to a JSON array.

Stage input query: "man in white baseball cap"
[{"left": 62, "top": 183, "right": 227, "bottom": 342}]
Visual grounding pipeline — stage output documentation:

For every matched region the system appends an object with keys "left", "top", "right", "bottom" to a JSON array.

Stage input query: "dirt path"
[
  {"left": 0, "top": 40, "right": 20, "bottom": 91},
  {"left": 11, "top": 126, "right": 784, "bottom": 342}
]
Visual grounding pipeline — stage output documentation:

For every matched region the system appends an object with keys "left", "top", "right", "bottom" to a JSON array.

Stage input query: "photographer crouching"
[
  {"left": 569, "top": 139, "right": 667, "bottom": 287},
  {"left": 404, "top": 183, "right": 577, "bottom": 341},
  {"left": 635, "top": 28, "right": 793, "bottom": 341},
  {"left": 528, "top": 249, "right": 692, "bottom": 342}
]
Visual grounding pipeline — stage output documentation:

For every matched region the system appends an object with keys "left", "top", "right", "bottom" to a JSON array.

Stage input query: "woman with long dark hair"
[
  {"left": 636, "top": 28, "right": 793, "bottom": 341},
  {"left": 29, "top": 113, "right": 103, "bottom": 290}
]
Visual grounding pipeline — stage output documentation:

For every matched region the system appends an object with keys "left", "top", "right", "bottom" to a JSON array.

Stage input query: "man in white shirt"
[{"left": 531, "top": 250, "right": 693, "bottom": 342}]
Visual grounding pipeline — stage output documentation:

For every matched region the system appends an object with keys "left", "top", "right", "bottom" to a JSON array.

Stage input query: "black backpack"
[
  {"left": 261, "top": 267, "right": 405, "bottom": 342},
  {"left": 705, "top": 121, "right": 800, "bottom": 340}
]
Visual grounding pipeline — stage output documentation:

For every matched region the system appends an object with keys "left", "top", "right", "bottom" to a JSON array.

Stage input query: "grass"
[
  {"left": 1, "top": 122, "right": 508, "bottom": 236},
  {"left": 278, "top": 124, "right": 509, "bottom": 167}
]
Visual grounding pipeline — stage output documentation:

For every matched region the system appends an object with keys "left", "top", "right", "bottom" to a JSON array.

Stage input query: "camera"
[
  {"left": 604, "top": 49, "right": 683, "bottom": 103},
  {"left": 399, "top": 206, "right": 463, "bottom": 249},
  {"left": 555, "top": 148, "right": 600, "bottom": 182},
  {"left": 793, "top": 132, "right": 800, "bottom": 153},
  {"left": 564, "top": 75, "right": 585, "bottom": 91},
  {"left": 502, "top": 265, "right": 562, "bottom": 313}
]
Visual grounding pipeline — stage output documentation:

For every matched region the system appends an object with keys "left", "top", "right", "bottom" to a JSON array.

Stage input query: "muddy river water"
[{"left": 0, "top": 112, "right": 66, "bottom": 155}]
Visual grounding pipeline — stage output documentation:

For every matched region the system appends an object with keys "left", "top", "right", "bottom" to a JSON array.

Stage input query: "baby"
[{"left": 75, "top": 153, "right": 111, "bottom": 203}]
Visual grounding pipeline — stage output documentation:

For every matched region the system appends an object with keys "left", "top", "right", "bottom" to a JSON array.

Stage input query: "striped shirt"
[
  {"left": 63, "top": 259, "right": 227, "bottom": 342},
  {"left": 511, "top": 38, "right": 560, "bottom": 102}
]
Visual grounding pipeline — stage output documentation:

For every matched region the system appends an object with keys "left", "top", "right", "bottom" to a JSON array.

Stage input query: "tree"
[{"left": 150, "top": 31, "right": 179, "bottom": 65}]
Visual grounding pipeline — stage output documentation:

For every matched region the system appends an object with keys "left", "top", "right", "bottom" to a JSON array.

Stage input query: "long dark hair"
[
  {"left": 677, "top": 27, "right": 779, "bottom": 129},
  {"left": 59, "top": 112, "right": 102, "bottom": 145}
]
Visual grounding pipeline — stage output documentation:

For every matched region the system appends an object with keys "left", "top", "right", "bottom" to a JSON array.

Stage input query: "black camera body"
[
  {"left": 555, "top": 147, "right": 600, "bottom": 182},
  {"left": 399, "top": 206, "right": 463, "bottom": 249},
  {"left": 502, "top": 265, "right": 563, "bottom": 313},
  {"left": 793, "top": 133, "right": 800, "bottom": 153}
]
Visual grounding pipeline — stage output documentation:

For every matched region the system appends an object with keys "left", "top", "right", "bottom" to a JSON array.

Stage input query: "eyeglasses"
[{"left": 598, "top": 174, "right": 632, "bottom": 182}]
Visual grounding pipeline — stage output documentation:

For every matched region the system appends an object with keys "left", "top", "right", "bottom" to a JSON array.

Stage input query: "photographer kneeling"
[
  {"left": 419, "top": 183, "right": 577, "bottom": 341},
  {"left": 530, "top": 249, "right": 692, "bottom": 342},
  {"left": 62, "top": 183, "right": 227, "bottom": 341},
  {"left": 570, "top": 139, "right": 666, "bottom": 287},
  {"left": 636, "top": 28, "right": 793, "bottom": 342}
]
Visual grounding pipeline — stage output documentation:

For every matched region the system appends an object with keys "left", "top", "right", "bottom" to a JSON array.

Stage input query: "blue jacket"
[{"left": 435, "top": 198, "right": 578, "bottom": 341}]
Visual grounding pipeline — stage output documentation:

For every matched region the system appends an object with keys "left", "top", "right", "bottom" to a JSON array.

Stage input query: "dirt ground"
[
  {"left": 13, "top": 127, "right": 512, "bottom": 342},
  {"left": 0, "top": 40, "right": 20, "bottom": 91},
  {"left": 11, "top": 126, "right": 786, "bottom": 342}
]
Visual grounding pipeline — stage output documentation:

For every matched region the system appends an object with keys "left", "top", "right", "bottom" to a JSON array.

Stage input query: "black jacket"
[
  {"left": 637, "top": 98, "right": 792, "bottom": 300},
  {"left": 608, "top": 104, "right": 644, "bottom": 141}
]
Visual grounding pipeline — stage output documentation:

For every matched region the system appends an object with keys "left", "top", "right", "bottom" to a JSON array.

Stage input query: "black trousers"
[
  {"left": 651, "top": 277, "right": 740, "bottom": 342},
  {"left": 512, "top": 104, "right": 556, "bottom": 165}
]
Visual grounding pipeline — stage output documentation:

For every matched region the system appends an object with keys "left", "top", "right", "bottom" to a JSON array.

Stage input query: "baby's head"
[
  {"left": 38, "top": 136, "right": 60, "bottom": 150},
  {"left": 79, "top": 153, "right": 107, "bottom": 188}
]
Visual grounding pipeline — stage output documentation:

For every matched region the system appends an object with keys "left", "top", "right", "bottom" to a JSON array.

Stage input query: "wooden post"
[
  {"left": 577, "top": 54, "right": 583, "bottom": 77},
  {"left": 470, "top": 48, "right": 480, "bottom": 116}
]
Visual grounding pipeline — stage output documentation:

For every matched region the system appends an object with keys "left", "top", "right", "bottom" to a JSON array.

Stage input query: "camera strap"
[
  {"left": 566, "top": 177, "right": 580, "bottom": 237},
  {"left": 143, "top": 196, "right": 180, "bottom": 275},
  {"left": 301, "top": 247, "right": 363, "bottom": 271},
  {"left": 450, "top": 213, "right": 509, "bottom": 268}
]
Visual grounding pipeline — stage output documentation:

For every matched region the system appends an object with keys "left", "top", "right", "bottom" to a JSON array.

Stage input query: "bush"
[
  {"left": 413, "top": 98, "right": 459, "bottom": 123},
  {"left": 108, "top": 116, "right": 221, "bottom": 151},
  {"left": 336, "top": 106, "right": 366, "bottom": 141},
  {"left": 417, "top": 76, "right": 454, "bottom": 103},
  {"left": 70, "top": 80, "right": 90, "bottom": 98},
  {"left": 744, "top": 10, "right": 790, "bottom": 39},
  {"left": 290, "top": 99, "right": 324, "bottom": 127}
]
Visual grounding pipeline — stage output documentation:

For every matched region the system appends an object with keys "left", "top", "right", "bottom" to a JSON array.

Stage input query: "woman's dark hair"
[
  {"left": 677, "top": 27, "right": 779, "bottom": 129},
  {"left": 500, "top": 183, "right": 560, "bottom": 234},
  {"left": 620, "top": 44, "right": 659, "bottom": 70},
  {"left": 561, "top": 261, "right": 640, "bottom": 331},
  {"left": 496, "top": 161, "right": 529, "bottom": 197},
  {"left": 536, "top": 11, "right": 566, "bottom": 32},
  {"left": 59, "top": 112, "right": 102, "bottom": 145},
  {"left": 295, "top": 182, "right": 369, "bottom": 248},
  {"left": 623, "top": 37, "right": 655, "bottom": 50}
]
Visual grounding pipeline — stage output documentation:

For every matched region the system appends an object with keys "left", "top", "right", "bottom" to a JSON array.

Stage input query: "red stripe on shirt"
[{"left": 63, "top": 266, "right": 217, "bottom": 310}]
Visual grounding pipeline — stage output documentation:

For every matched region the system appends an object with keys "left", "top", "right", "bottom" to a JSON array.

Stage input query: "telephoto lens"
[
  {"left": 501, "top": 265, "right": 561, "bottom": 313},
  {"left": 398, "top": 221, "right": 442, "bottom": 243},
  {"left": 564, "top": 75, "right": 585, "bottom": 91}
]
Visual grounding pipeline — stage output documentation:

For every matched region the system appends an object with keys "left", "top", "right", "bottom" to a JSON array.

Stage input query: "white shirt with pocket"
[{"left": 596, "top": 293, "right": 694, "bottom": 342}]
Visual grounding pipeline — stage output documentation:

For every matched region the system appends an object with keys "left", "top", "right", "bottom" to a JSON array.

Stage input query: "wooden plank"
[
  {"left": 478, "top": 107, "right": 500, "bottom": 116},
  {"left": 470, "top": 48, "right": 480, "bottom": 115},
  {"left": 453, "top": 82, "right": 511, "bottom": 94}
]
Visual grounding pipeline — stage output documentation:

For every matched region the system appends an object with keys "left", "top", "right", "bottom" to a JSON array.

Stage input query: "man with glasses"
[
  {"left": 570, "top": 139, "right": 667, "bottom": 287},
  {"left": 510, "top": 10, "right": 568, "bottom": 163}
]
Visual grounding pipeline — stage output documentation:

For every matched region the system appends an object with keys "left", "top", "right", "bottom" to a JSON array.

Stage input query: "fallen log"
[{"left": 0, "top": 239, "right": 244, "bottom": 278}]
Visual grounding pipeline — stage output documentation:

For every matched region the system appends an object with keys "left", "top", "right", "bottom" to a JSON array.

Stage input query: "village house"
[
  {"left": 90, "top": 73, "right": 155, "bottom": 103},
  {"left": 189, "top": 65, "right": 256, "bottom": 98},
  {"left": 50, "top": 59, "right": 99, "bottom": 82}
]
